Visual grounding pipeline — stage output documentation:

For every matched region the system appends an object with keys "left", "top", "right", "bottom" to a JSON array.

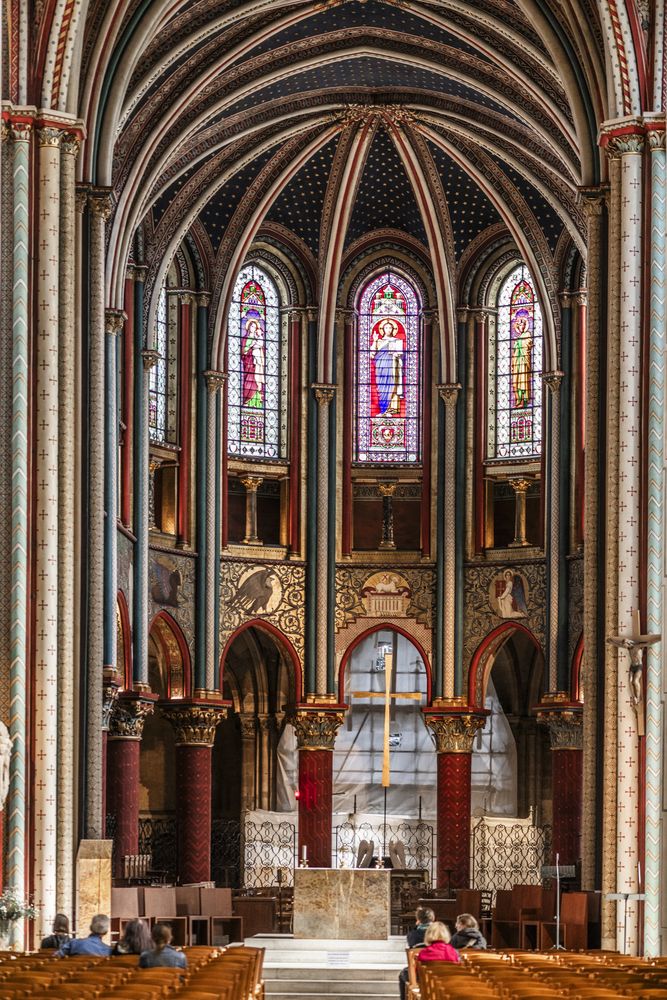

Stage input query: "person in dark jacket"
[
  {"left": 450, "top": 913, "right": 487, "bottom": 951},
  {"left": 399, "top": 907, "right": 434, "bottom": 1000},
  {"left": 139, "top": 923, "right": 187, "bottom": 969},
  {"left": 41, "top": 914, "right": 71, "bottom": 951}
]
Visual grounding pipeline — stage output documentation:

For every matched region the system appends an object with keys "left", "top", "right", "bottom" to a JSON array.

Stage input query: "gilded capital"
[
  {"left": 291, "top": 708, "right": 345, "bottom": 751},
  {"left": 423, "top": 710, "right": 486, "bottom": 753},
  {"left": 102, "top": 683, "right": 120, "bottom": 731},
  {"left": 647, "top": 127, "right": 666, "bottom": 152},
  {"left": 162, "top": 704, "right": 226, "bottom": 746},
  {"left": 204, "top": 370, "right": 227, "bottom": 394},
  {"left": 535, "top": 698, "right": 583, "bottom": 750},
  {"left": 37, "top": 126, "right": 62, "bottom": 148},
  {"left": 105, "top": 309, "right": 126, "bottom": 335},
  {"left": 61, "top": 132, "right": 81, "bottom": 158},
  {"left": 9, "top": 121, "right": 32, "bottom": 142},
  {"left": 543, "top": 370, "right": 564, "bottom": 394},
  {"left": 437, "top": 383, "right": 461, "bottom": 406},
  {"left": 599, "top": 119, "right": 645, "bottom": 157},
  {"left": 378, "top": 481, "right": 398, "bottom": 498},
  {"left": 89, "top": 189, "right": 113, "bottom": 220},
  {"left": 240, "top": 475, "right": 263, "bottom": 493},
  {"left": 142, "top": 349, "right": 161, "bottom": 372},
  {"left": 108, "top": 696, "right": 155, "bottom": 740},
  {"left": 312, "top": 383, "right": 336, "bottom": 406},
  {"left": 509, "top": 477, "right": 533, "bottom": 496}
]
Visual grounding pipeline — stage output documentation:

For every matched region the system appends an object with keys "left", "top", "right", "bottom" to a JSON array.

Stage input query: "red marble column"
[
  {"left": 106, "top": 694, "right": 155, "bottom": 878},
  {"left": 536, "top": 696, "right": 583, "bottom": 867},
  {"left": 293, "top": 705, "right": 345, "bottom": 869},
  {"left": 423, "top": 706, "right": 487, "bottom": 893},
  {"left": 164, "top": 703, "right": 226, "bottom": 884}
]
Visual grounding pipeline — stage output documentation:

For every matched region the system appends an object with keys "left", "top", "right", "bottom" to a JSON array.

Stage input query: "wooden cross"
[{"left": 351, "top": 650, "right": 422, "bottom": 787}]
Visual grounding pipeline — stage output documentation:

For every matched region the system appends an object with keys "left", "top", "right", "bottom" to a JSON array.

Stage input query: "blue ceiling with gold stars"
[
  {"left": 426, "top": 141, "right": 502, "bottom": 261},
  {"left": 198, "top": 146, "right": 279, "bottom": 252},
  {"left": 491, "top": 157, "right": 565, "bottom": 254},
  {"left": 265, "top": 136, "right": 340, "bottom": 255},
  {"left": 345, "top": 126, "right": 428, "bottom": 248}
]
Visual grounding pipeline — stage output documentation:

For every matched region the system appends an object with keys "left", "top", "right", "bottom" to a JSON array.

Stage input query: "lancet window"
[
  {"left": 354, "top": 271, "right": 421, "bottom": 464},
  {"left": 488, "top": 264, "right": 543, "bottom": 460},
  {"left": 149, "top": 283, "right": 178, "bottom": 445},
  {"left": 227, "top": 264, "right": 284, "bottom": 459}
]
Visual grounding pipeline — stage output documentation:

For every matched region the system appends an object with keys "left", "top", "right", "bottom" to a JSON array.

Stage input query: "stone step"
[
  {"left": 268, "top": 967, "right": 401, "bottom": 981},
  {"left": 266, "top": 976, "right": 399, "bottom": 993}
]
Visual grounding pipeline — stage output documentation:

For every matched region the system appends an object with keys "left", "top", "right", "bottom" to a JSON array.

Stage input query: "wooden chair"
[
  {"left": 143, "top": 887, "right": 188, "bottom": 946},
  {"left": 539, "top": 891, "right": 588, "bottom": 951},
  {"left": 232, "top": 895, "right": 276, "bottom": 938},
  {"left": 200, "top": 888, "right": 243, "bottom": 946},
  {"left": 176, "top": 886, "right": 211, "bottom": 946},
  {"left": 111, "top": 886, "right": 144, "bottom": 939},
  {"left": 491, "top": 890, "right": 520, "bottom": 949}
]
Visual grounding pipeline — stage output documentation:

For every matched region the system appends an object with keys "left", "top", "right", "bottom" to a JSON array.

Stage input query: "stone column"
[
  {"left": 645, "top": 120, "right": 667, "bottom": 956},
  {"left": 437, "top": 385, "right": 460, "bottom": 698},
  {"left": 8, "top": 119, "right": 31, "bottom": 924},
  {"left": 312, "top": 385, "right": 336, "bottom": 696},
  {"left": 239, "top": 714, "right": 258, "bottom": 815},
  {"left": 508, "top": 477, "right": 532, "bottom": 548},
  {"left": 536, "top": 695, "right": 583, "bottom": 867},
  {"left": 177, "top": 294, "right": 193, "bottom": 548},
  {"left": 378, "top": 482, "right": 397, "bottom": 549},
  {"left": 86, "top": 187, "right": 112, "bottom": 840},
  {"left": 580, "top": 188, "right": 606, "bottom": 891},
  {"left": 240, "top": 475, "right": 263, "bottom": 545},
  {"left": 163, "top": 704, "right": 226, "bottom": 884},
  {"left": 106, "top": 695, "right": 155, "bottom": 878},
  {"left": 600, "top": 121, "right": 645, "bottom": 954},
  {"left": 293, "top": 705, "right": 345, "bottom": 869},
  {"left": 34, "top": 124, "right": 62, "bottom": 935},
  {"left": 134, "top": 347, "right": 159, "bottom": 686},
  {"left": 423, "top": 703, "right": 486, "bottom": 891},
  {"left": 203, "top": 371, "right": 226, "bottom": 693},
  {"left": 257, "top": 714, "right": 275, "bottom": 811},
  {"left": 543, "top": 372, "right": 564, "bottom": 690},
  {"left": 104, "top": 309, "right": 125, "bottom": 678}
]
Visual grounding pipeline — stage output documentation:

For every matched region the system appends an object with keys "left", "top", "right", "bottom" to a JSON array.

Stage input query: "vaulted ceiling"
[{"left": 75, "top": 0, "right": 610, "bottom": 368}]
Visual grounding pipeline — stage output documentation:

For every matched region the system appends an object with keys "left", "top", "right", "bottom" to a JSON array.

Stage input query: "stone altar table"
[{"left": 293, "top": 867, "right": 390, "bottom": 939}]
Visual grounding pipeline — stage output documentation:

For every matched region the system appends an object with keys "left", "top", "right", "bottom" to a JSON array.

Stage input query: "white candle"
[{"left": 302, "top": 845, "right": 307, "bottom": 861}]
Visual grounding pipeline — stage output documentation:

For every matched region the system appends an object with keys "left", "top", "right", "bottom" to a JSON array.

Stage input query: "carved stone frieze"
[
  {"left": 423, "top": 710, "right": 487, "bottom": 753},
  {"left": 291, "top": 708, "right": 345, "bottom": 751},
  {"left": 108, "top": 697, "right": 155, "bottom": 740},
  {"left": 162, "top": 703, "right": 226, "bottom": 746}
]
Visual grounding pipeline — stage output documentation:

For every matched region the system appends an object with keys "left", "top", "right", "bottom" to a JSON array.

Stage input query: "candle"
[{"left": 302, "top": 845, "right": 307, "bottom": 862}]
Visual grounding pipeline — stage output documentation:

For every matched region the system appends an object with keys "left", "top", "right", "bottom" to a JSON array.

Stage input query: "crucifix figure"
[
  {"left": 607, "top": 609, "right": 660, "bottom": 733},
  {"left": 351, "top": 648, "right": 422, "bottom": 787}
]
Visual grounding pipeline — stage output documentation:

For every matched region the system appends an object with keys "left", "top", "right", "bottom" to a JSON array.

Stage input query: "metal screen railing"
[
  {"left": 470, "top": 816, "right": 552, "bottom": 897},
  {"left": 242, "top": 817, "right": 297, "bottom": 887},
  {"left": 334, "top": 819, "right": 435, "bottom": 881}
]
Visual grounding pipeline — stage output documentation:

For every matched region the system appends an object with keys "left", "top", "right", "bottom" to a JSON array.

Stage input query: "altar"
[{"left": 293, "top": 867, "right": 391, "bottom": 939}]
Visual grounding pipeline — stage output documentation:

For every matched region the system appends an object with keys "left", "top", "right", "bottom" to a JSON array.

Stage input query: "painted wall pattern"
[
  {"left": 148, "top": 547, "right": 196, "bottom": 655},
  {"left": 568, "top": 555, "right": 584, "bottom": 670},
  {"left": 220, "top": 558, "right": 306, "bottom": 661},
  {"left": 335, "top": 565, "right": 436, "bottom": 634},
  {"left": 117, "top": 531, "right": 134, "bottom": 623}
]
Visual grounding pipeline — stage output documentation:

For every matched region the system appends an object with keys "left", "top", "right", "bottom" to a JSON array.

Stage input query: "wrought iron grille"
[
  {"left": 243, "top": 818, "right": 297, "bottom": 888},
  {"left": 211, "top": 818, "right": 242, "bottom": 888},
  {"left": 334, "top": 820, "right": 435, "bottom": 881},
  {"left": 138, "top": 817, "right": 177, "bottom": 880},
  {"left": 470, "top": 817, "right": 552, "bottom": 898}
]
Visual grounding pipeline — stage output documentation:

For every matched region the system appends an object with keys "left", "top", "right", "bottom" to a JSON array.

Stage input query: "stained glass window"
[
  {"left": 355, "top": 271, "right": 421, "bottom": 464},
  {"left": 489, "top": 264, "right": 543, "bottom": 460},
  {"left": 227, "top": 264, "right": 283, "bottom": 459},
  {"left": 149, "top": 285, "right": 169, "bottom": 442}
]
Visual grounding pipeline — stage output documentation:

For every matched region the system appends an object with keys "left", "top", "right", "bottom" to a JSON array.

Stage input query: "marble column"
[
  {"left": 645, "top": 121, "right": 666, "bottom": 956},
  {"left": 536, "top": 696, "right": 583, "bottom": 867},
  {"left": 437, "top": 385, "right": 460, "bottom": 698},
  {"left": 7, "top": 118, "right": 31, "bottom": 925},
  {"left": 508, "top": 478, "right": 532, "bottom": 547},
  {"left": 313, "top": 385, "right": 336, "bottom": 696},
  {"left": 106, "top": 695, "right": 155, "bottom": 878},
  {"left": 177, "top": 294, "right": 193, "bottom": 549},
  {"left": 57, "top": 131, "right": 80, "bottom": 916},
  {"left": 134, "top": 344, "right": 159, "bottom": 686},
  {"left": 423, "top": 704, "right": 486, "bottom": 891},
  {"left": 580, "top": 188, "right": 606, "bottom": 891},
  {"left": 104, "top": 309, "right": 125, "bottom": 679},
  {"left": 195, "top": 296, "right": 211, "bottom": 692},
  {"left": 543, "top": 371, "right": 564, "bottom": 691},
  {"left": 203, "top": 371, "right": 226, "bottom": 694},
  {"left": 599, "top": 120, "right": 645, "bottom": 953},
  {"left": 86, "top": 187, "right": 112, "bottom": 840},
  {"left": 34, "top": 124, "right": 62, "bottom": 936},
  {"left": 378, "top": 482, "right": 397, "bottom": 549},
  {"left": 258, "top": 715, "right": 275, "bottom": 810},
  {"left": 293, "top": 706, "right": 345, "bottom": 869},
  {"left": 240, "top": 475, "right": 263, "bottom": 545},
  {"left": 163, "top": 704, "right": 226, "bottom": 884}
]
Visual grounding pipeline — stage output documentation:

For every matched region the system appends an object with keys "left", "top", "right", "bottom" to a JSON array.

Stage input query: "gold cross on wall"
[{"left": 351, "top": 650, "right": 422, "bottom": 787}]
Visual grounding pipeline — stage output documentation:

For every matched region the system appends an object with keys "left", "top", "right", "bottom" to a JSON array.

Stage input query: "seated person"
[
  {"left": 57, "top": 914, "right": 112, "bottom": 957},
  {"left": 112, "top": 918, "right": 152, "bottom": 956},
  {"left": 399, "top": 906, "right": 434, "bottom": 1000},
  {"left": 139, "top": 923, "right": 188, "bottom": 969},
  {"left": 451, "top": 913, "right": 487, "bottom": 951},
  {"left": 417, "top": 922, "right": 461, "bottom": 964},
  {"left": 41, "top": 913, "right": 71, "bottom": 951}
]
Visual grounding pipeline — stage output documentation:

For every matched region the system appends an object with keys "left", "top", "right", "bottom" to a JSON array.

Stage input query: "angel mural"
[{"left": 492, "top": 570, "right": 528, "bottom": 619}]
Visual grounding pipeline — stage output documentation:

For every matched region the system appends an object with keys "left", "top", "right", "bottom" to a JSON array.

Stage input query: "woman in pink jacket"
[{"left": 417, "top": 922, "right": 461, "bottom": 964}]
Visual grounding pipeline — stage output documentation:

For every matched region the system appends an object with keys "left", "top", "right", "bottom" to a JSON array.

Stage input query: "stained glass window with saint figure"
[
  {"left": 489, "top": 264, "right": 543, "bottom": 460},
  {"left": 227, "top": 264, "right": 283, "bottom": 459},
  {"left": 149, "top": 285, "right": 169, "bottom": 442},
  {"left": 355, "top": 271, "right": 421, "bottom": 463}
]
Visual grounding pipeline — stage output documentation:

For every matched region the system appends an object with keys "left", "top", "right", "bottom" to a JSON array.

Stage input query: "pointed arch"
[
  {"left": 219, "top": 620, "right": 303, "bottom": 705},
  {"left": 468, "top": 621, "right": 544, "bottom": 710},
  {"left": 337, "top": 622, "right": 433, "bottom": 706},
  {"left": 116, "top": 591, "right": 132, "bottom": 690},
  {"left": 148, "top": 611, "right": 192, "bottom": 700}
]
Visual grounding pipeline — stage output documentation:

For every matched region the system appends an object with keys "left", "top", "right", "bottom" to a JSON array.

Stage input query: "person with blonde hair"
[
  {"left": 450, "top": 913, "right": 487, "bottom": 950},
  {"left": 417, "top": 921, "right": 460, "bottom": 964}
]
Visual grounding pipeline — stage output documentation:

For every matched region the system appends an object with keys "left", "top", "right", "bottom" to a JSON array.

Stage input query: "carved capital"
[
  {"left": 88, "top": 188, "right": 114, "bottom": 220},
  {"left": 543, "top": 370, "right": 564, "bottom": 394},
  {"left": 535, "top": 697, "right": 583, "bottom": 750},
  {"left": 108, "top": 695, "right": 155, "bottom": 740},
  {"left": 575, "top": 290, "right": 588, "bottom": 307},
  {"left": 162, "top": 703, "right": 227, "bottom": 746},
  {"left": 599, "top": 119, "right": 645, "bottom": 157},
  {"left": 142, "top": 349, "right": 161, "bottom": 372},
  {"left": 423, "top": 709, "right": 486, "bottom": 753},
  {"left": 102, "top": 682, "right": 121, "bottom": 731},
  {"left": 306, "top": 307, "right": 318, "bottom": 323},
  {"left": 61, "top": 132, "right": 81, "bottom": 157},
  {"left": 437, "top": 383, "right": 461, "bottom": 406},
  {"left": 647, "top": 127, "right": 666, "bottom": 152},
  {"left": 239, "top": 714, "right": 257, "bottom": 740},
  {"left": 456, "top": 306, "right": 469, "bottom": 323},
  {"left": 37, "top": 126, "right": 62, "bottom": 148},
  {"left": 377, "top": 481, "right": 398, "bottom": 498},
  {"left": 312, "top": 383, "right": 336, "bottom": 406},
  {"left": 9, "top": 121, "right": 32, "bottom": 142},
  {"left": 204, "top": 370, "right": 227, "bottom": 394},
  {"left": 105, "top": 309, "right": 126, "bottom": 335},
  {"left": 240, "top": 475, "right": 263, "bottom": 493},
  {"left": 509, "top": 477, "right": 533, "bottom": 496},
  {"left": 291, "top": 708, "right": 345, "bottom": 751}
]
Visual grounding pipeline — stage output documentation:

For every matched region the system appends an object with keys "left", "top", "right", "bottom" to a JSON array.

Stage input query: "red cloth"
[{"left": 417, "top": 941, "right": 461, "bottom": 963}]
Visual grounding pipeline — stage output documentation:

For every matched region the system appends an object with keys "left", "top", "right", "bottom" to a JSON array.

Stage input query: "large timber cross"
[{"left": 352, "top": 649, "right": 422, "bottom": 787}]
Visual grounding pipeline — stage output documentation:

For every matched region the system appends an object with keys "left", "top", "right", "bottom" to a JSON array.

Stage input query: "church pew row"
[
  {"left": 411, "top": 950, "right": 667, "bottom": 1000},
  {"left": 0, "top": 945, "right": 263, "bottom": 1000}
]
